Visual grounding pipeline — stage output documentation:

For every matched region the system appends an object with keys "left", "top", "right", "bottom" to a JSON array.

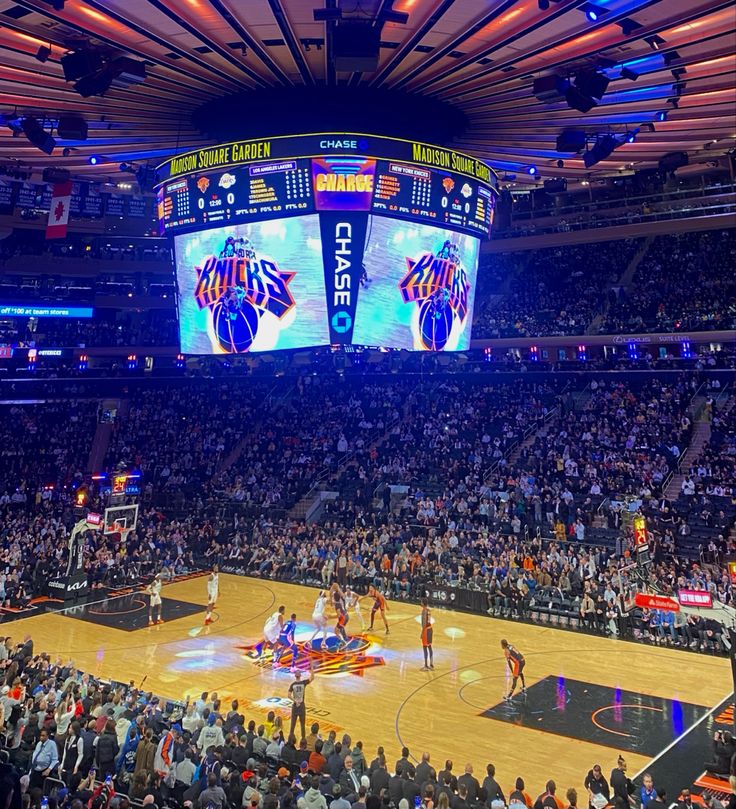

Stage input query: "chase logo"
[{"left": 331, "top": 310, "right": 352, "bottom": 334}]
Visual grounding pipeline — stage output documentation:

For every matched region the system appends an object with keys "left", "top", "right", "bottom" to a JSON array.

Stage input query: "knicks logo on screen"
[
  {"left": 399, "top": 241, "right": 470, "bottom": 351},
  {"left": 312, "top": 157, "right": 376, "bottom": 211},
  {"left": 194, "top": 236, "right": 295, "bottom": 353}
]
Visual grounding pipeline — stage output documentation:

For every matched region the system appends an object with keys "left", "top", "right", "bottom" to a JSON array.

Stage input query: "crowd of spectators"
[
  {"left": 1, "top": 630, "right": 733, "bottom": 809},
  {"left": 599, "top": 230, "right": 736, "bottom": 334},
  {"left": 472, "top": 240, "right": 640, "bottom": 338}
]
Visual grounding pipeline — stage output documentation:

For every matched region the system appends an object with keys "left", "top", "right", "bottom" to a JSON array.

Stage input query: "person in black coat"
[
  {"left": 389, "top": 770, "right": 405, "bottom": 807},
  {"left": 327, "top": 744, "right": 345, "bottom": 781},
  {"left": 483, "top": 765, "right": 505, "bottom": 806},
  {"left": 458, "top": 766, "right": 481, "bottom": 804},
  {"left": 94, "top": 720, "right": 119, "bottom": 780},
  {"left": 438, "top": 762, "right": 458, "bottom": 793},
  {"left": 402, "top": 774, "right": 421, "bottom": 806},
  {"left": 609, "top": 757, "right": 630, "bottom": 809},
  {"left": 395, "top": 749, "right": 415, "bottom": 780},
  {"left": 370, "top": 758, "right": 390, "bottom": 797},
  {"left": 415, "top": 754, "right": 436, "bottom": 791}
]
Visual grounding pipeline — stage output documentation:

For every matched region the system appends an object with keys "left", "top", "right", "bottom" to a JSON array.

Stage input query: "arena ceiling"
[{"left": 0, "top": 0, "right": 734, "bottom": 187}]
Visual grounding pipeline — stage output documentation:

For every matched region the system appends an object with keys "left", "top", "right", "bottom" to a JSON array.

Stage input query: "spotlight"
[
  {"left": 581, "top": 3, "right": 607, "bottom": 22},
  {"left": 656, "top": 110, "right": 668, "bottom": 121},
  {"left": 625, "top": 130, "right": 637, "bottom": 143},
  {"left": 88, "top": 155, "right": 101, "bottom": 165},
  {"left": 538, "top": 0, "right": 550, "bottom": 8},
  {"left": 583, "top": 135, "right": 617, "bottom": 169},
  {"left": 644, "top": 35, "right": 666, "bottom": 50},
  {"left": 527, "top": 166, "right": 537, "bottom": 175}
]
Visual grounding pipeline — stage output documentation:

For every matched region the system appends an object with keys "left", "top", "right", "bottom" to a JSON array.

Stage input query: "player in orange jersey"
[
  {"left": 368, "top": 585, "right": 389, "bottom": 633},
  {"left": 501, "top": 638, "right": 526, "bottom": 700},
  {"left": 420, "top": 598, "right": 434, "bottom": 670}
]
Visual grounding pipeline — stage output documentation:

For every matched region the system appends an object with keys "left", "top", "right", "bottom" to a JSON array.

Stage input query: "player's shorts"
[
  {"left": 421, "top": 627, "right": 433, "bottom": 647},
  {"left": 337, "top": 611, "right": 349, "bottom": 628},
  {"left": 150, "top": 594, "right": 162, "bottom": 607},
  {"left": 312, "top": 612, "right": 326, "bottom": 625},
  {"left": 510, "top": 657, "right": 525, "bottom": 677}
]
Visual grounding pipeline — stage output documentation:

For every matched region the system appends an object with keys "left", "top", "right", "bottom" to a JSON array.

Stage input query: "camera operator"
[{"left": 705, "top": 730, "right": 736, "bottom": 777}]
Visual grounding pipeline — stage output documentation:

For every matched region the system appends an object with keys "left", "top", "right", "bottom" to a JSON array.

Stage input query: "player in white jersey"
[
  {"left": 204, "top": 565, "right": 219, "bottom": 625},
  {"left": 309, "top": 590, "right": 329, "bottom": 648},
  {"left": 147, "top": 573, "right": 163, "bottom": 625},
  {"left": 344, "top": 586, "right": 365, "bottom": 629},
  {"left": 258, "top": 604, "right": 285, "bottom": 657}
]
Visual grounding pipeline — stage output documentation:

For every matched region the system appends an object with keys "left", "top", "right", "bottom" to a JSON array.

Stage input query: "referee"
[{"left": 288, "top": 660, "right": 315, "bottom": 741}]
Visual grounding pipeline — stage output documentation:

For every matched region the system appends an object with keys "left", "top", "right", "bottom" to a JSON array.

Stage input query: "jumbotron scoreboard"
[
  {"left": 157, "top": 133, "right": 497, "bottom": 239},
  {"left": 156, "top": 134, "right": 497, "bottom": 355}
]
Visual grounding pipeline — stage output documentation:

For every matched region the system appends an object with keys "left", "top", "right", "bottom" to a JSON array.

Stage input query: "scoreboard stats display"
[{"left": 157, "top": 133, "right": 497, "bottom": 354}]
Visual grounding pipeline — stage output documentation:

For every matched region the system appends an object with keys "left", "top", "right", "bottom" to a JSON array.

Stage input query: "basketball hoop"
[{"left": 103, "top": 504, "right": 139, "bottom": 539}]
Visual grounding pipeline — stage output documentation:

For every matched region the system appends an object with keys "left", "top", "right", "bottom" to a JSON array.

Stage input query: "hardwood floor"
[{"left": 11, "top": 574, "right": 730, "bottom": 797}]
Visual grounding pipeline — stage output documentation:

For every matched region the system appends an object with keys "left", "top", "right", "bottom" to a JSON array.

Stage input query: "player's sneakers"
[
  {"left": 148, "top": 619, "right": 154, "bottom": 626},
  {"left": 503, "top": 694, "right": 512, "bottom": 702},
  {"left": 157, "top": 618, "right": 164, "bottom": 624},
  {"left": 420, "top": 665, "right": 429, "bottom": 671},
  {"left": 429, "top": 664, "right": 435, "bottom": 670},
  {"left": 521, "top": 687, "right": 527, "bottom": 694}
]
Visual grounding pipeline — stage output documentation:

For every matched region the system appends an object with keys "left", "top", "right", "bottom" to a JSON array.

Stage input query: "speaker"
[
  {"left": 575, "top": 70, "right": 609, "bottom": 100},
  {"left": 21, "top": 117, "right": 55, "bottom": 155},
  {"left": 42, "top": 167, "right": 71, "bottom": 184},
  {"left": 556, "top": 130, "right": 586, "bottom": 152},
  {"left": 544, "top": 178, "right": 567, "bottom": 193},
  {"left": 61, "top": 49, "right": 103, "bottom": 81},
  {"left": 333, "top": 23, "right": 380, "bottom": 72},
  {"left": 533, "top": 75, "right": 569, "bottom": 102},
  {"left": 659, "top": 151, "right": 688, "bottom": 172},
  {"left": 58, "top": 115, "right": 88, "bottom": 140},
  {"left": 565, "top": 85, "right": 597, "bottom": 113}
]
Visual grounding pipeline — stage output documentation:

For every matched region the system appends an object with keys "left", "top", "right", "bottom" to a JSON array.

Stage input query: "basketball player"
[
  {"left": 204, "top": 565, "right": 219, "bottom": 625},
  {"left": 147, "top": 573, "right": 163, "bottom": 626},
  {"left": 368, "top": 585, "right": 389, "bottom": 633},
  {"left": 501, "top": 639, "right": 526, "bottom": 700},
  {"left": 309, "top": 590, "right": 329, "bottom": 649},
  {"left": 274, "top": 612, "right": 299, "bottom": 669},
  {"left": 259, "top": 605, "right": 285, "bottom": 658},
  {"left": 331, "top": 585, "right": 350, "bottom": 648},
  {"left": 344, "top": 586, "right": 365, "bottom": 629},
  {"left": 420, "top": 599, "right": 434, "bottom": 671}
]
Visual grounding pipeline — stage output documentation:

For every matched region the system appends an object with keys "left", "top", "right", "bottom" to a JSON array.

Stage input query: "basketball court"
[{"left": 12, "top": 574, "right": 731, "bottom": 797}]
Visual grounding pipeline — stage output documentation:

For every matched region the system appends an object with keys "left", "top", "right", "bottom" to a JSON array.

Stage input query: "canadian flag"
[{"left": 46, "top": 180, "right": 73, "bottom": 239}]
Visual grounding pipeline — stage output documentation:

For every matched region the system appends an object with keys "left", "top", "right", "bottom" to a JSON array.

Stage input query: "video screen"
[
  {"left": 173, "top": 213, "right": 479, "bottom": 353},
  {"left": 354, "top": 218, "right": 479, "bottom": 351},
  {"left": 174, "top": 215, "right": 329, "bottom": 354}
]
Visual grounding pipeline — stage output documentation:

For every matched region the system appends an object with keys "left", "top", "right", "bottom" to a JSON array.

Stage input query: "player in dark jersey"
[
  {"left": 368, "top": 585, "right": 389, "bottom": 633},
  {"left": 420, "top": 598, "right": 434, "bottom": 671},
  {"left": 331, "top": 584, "right": 350, "bottom": 648},
  {"left": 501, "top": 638, "right": 526, "bottom": 700}
]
